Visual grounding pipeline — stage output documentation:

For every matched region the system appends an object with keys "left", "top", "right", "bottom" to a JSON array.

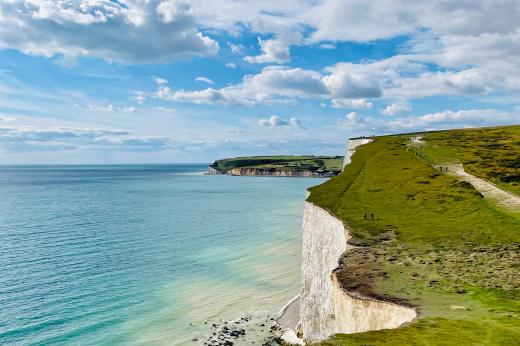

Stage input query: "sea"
[{"left": 0, "top": 164, "right": 323, "bottom": 345}]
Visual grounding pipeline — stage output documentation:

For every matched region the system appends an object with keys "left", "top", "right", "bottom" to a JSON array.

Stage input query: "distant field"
[
  {"left": 308, "top": 125, "right": 520, "bottom": 345},
  {"left": 209, "top": 155, "right": 344, "bottom": 175}
]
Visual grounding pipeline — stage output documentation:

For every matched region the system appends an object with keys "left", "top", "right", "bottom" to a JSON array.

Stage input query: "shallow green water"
[{"left": 0, "top": 164, "right": 321, "bottom": 345}]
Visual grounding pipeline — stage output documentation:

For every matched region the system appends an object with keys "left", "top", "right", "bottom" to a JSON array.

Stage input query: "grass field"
[
  {"left": 209, "top": 155, "right": 344, "bottom": 174},
  {"left": 307, "top": 127, "right": 520, "bottom": 345},
  {"left": 408, "top": 125, "right": 520, "bottom": 196}
]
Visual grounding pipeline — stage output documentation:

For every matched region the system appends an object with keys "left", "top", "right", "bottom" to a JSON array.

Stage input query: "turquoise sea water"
[{"left": 0, "top": 165, "right": 321, "bottom": 345}]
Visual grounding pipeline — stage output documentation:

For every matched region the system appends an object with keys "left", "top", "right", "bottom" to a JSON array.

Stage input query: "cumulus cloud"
[
  {"left": 131, "top": 91, "right": 147, "bottom": 105},
  {"left": 382, "top": 103, "right": 412, "bottom": 116},
  {"left": 155, "top": 66, "right": 330, "bottom": 105},
  {"left": 225, "top": 63, "right": 237, "bottom": 68},
  {"left": 259, "top": 115, "right": 289, "bottom": 127},
  {"left": 289, "top": 117, "right": 306, "bottom": 129},
  {"left": 338, "top": 111, "right": 371, "bottom": 129},
  {"left": 258, "top": 115, "right": 305, "bottom": 129},
  {"left": 228, "top": 43, "right": 245, "bottom": 55},
  {"left": 331, "top": 99, "right": 373, "bottom": 109},
  {"left": 154, "top": 77, "right": 168, "bottom": 85},
  {"left": 244, "top": 37, "right": 291, "bottom": 64},
  {"left": 154, "top": 65, "right": 386, "bottom": 106},
  {"left": 195, "top": 76, "right": 215, "bottom": 84},
  {"left": 0, "top": 0, "right": 218, "bottom": 64}
]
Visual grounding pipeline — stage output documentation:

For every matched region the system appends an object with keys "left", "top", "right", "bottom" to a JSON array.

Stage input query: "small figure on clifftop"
[{"left": 370, "top": 213, "right": 374, "bottom": 221}]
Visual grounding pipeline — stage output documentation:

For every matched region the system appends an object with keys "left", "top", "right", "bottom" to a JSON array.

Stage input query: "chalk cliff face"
[
  {"left": 227, "top": 168, "right": 319, "bottom": 177},
  {"left": 343, "top": 138, "right": 373, "bottom": 167},
  {"left": 296, "top": 138, "right": 416, "bottom": 343},
  {"left": 299, "top": 201, "right": 349, "bottom": 341},
  {"left": 207, "top": 166, "right": 223, "bottom": 175},
  {"left": 208, "top": 167, "right": 336, "bottom": 177},
  {"left": 298, "top": 203, "right": 416, "bottom": 343}
]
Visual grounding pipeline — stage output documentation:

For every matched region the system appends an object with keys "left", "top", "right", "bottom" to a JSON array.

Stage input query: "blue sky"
[{"left": 1, "top": 1, "right": 520, "bottom": 163}]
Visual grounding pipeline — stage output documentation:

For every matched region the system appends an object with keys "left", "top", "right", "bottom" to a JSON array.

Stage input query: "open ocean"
[{"left": 0, "top": 164, "right": 322, "bottom": 345}]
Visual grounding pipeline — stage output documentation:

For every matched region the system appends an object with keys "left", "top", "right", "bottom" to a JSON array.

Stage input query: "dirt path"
[{"left": 437, "top": 163, "right": 520, "bottom": 212}]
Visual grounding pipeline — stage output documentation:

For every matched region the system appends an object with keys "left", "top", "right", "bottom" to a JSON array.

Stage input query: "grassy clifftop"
[
  {"left": 209, "top": 155, "right": 343, "bottom": 175},
  {"left": 308, "top": 125, "right": 520, "bottom": 345},
  {"left": 411, "top": 125, "right": 520, "bottom": 196}
]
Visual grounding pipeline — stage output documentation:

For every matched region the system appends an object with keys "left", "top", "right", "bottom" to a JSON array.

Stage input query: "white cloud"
[
  {"left": 154, "top": 78, "right": 168, "bottom": 85},
  {"left": 154, "top": 65, "right": 389, "bottom": 106},
  {"left": 338, "top": 111, "right": 371, "bottom": 129},
  {"left": 133, "top": 92, "right": 147, "bottom": 105},
  {"left": 382, "top": 103, "right": 411, "bottom": 116},
  {"left": 195, "top": 76, "right": 215, "bottom": 84},
  {"left": 305, "top": 1, "right": 415, "bottom": 43},
  {"left": 289, "top": 117, "right": 306, "bottom": 129},
  {"left": 155, "top": 66, "right": 329, "bottom": 105},
  {"left": 0, "top": 125, "right": 173, "bottom": 151},
  {"left": 391, "top": 109, "right": 519, "bottom": 130},
  {"left": 259, "top": 115, "right": 289, "bottom": 127},
  {"left": 331, "top": 99, "right": 373, "bottom": 109},
  {"left": 258, "top": 115, "right": 305, "bottom": 129},
  {"left": 225, "top": 62, "right": 237, "bottom": 68},
  {"left": 0, "top": 0, "right": 218, "bottom": 64},
  {"left": 244, "top": 37, "right": 291, "bottom": 64},
  {"left": 228, "top": 43, "right": 245, "bottom": 55},
  {"left": 319, "top": 43, "right": 336, "bottom": 49},
  {"left": 338, "top": 108, "right": 520, "bottom": 134}
]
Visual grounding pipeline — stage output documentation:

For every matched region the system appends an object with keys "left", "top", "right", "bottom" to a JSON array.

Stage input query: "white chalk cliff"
[
  {"left": 343, "top": 138, "right": 373, "bottom": 167},
  {"left": 288, "top": 138, "right": 416, "bottom": 344}
]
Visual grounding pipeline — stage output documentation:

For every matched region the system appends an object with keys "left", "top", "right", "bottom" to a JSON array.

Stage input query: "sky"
[{"left": 1, "top": 0, "right": 520, "bottom": 164}]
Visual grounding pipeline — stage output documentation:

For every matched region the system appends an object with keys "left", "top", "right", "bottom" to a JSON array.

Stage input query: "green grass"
[
  {"left": 408, "top": 125, "right": 520, "bottom": 196},
  {"left": 307, "top": 129, "right": 520, "bottom": 345},
  {"left": 210, "top": 155, "right": 344, "bottom": 174}
]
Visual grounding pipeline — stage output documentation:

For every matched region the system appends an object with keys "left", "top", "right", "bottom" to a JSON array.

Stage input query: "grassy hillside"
[
  {"left": 307, "top": 126, "right": 520, "bottom": 345},
  {"left": 409, "top": 125, "right": 520, "bottom": 196},
  {"left": 209, "top": 155, "right": 344, "bottom": 175}
]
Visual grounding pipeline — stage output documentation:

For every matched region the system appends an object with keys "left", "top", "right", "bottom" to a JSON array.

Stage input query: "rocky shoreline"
[{"left": 202, "top": 315, "right": 285, "bottom": 346}]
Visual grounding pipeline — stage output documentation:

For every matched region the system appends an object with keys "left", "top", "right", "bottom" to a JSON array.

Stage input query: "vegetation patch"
[
  {"left": 408, "top": 125, "right": 520, "bottom": 195},
  {"left": 209, "top": 155, "right": 344, "bottom": 175}
]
